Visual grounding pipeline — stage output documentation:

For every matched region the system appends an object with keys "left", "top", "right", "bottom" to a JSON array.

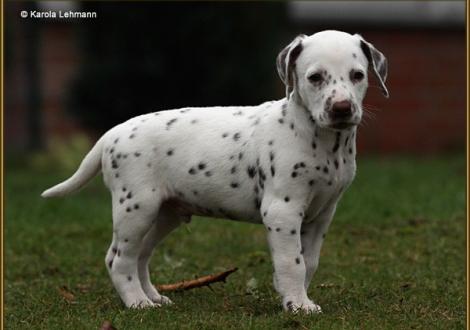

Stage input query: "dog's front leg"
[
  {"left": 301, "top": 205, "right": 336, "bottom": 292},
  {"left": 264, "top": 199, "right": 321, "bottom": 314}
]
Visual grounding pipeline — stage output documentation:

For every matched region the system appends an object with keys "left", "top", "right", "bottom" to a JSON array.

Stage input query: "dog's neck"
[{"left": 286, "top": 97, "right": 357, "bottom": 157}]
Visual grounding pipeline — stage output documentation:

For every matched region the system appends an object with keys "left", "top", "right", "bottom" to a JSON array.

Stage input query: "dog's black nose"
[{"left": 329, "top": 100, "right": 352, "bottom": 119}]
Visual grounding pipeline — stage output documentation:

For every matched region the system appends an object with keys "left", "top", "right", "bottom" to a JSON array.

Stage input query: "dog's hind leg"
[
  {"left": 138, "top": 204, "right": 186, "bottom": 305},
  {"left": 107, "top": 188, "right": 162, "bottom": 308}
]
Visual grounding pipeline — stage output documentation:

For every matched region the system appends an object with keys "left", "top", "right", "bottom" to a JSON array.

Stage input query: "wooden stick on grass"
[{"left": 156, "top": 267, "right": 238, "bottom": 292}]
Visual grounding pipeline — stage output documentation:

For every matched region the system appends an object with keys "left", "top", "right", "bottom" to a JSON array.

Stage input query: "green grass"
[{"left": 4, "top": 155, "right": 466, "bottom": 329}]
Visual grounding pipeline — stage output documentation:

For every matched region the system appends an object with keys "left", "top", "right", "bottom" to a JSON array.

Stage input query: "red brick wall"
[{"left": 355, "top": 30, "right": 466, "bottom": 154}]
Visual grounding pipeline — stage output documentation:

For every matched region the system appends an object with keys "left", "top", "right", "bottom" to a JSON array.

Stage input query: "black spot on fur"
[
  {"left": 122, "top": 187, "right": 127, "bottom": 192},
  {"left": 332, "top": 132, "right": 341, "bottom": 153},
  {"left": 108, "top": 260, "right": 113, "bottom": 268},
  {"left": 309, "top": 179, "right": 315, "bottom": 186},
  {"left": 127, "top": 276, "right": 132, "bottom": 281},
  {"left": 127, "top": 192, "right": 132, "bottom": 199},
  {"left": 290, "top": 229, "right": 296, "bottom": 235},
  {"left": 119, "top": 198, "right": 124, "bottom": 204},
  {"left": 247, "top": 166, "right": 256, "bottom": 178},
  {"left": 198, "top": 163, "right": 206, "bottom": 170},
  {"left": 315, "top": 166, "right": 321, "bottom": 171},
  {"left": 126, "top": 207, "right": 131, "bottom": 212},
  {"left": 129, "top": 134, "right": 135, "bottom": 139},
  {"left": 233, "top": 132, "right": 241, "bottom": 141},
  {"left": 334, "top": 159, "right": 339, "bottom": 169},
  {"left": 167, "top": 149, "right": 174, "bottom": 156},
  {"left": 312, "top": 141, "right": 317, "bottom": 150},
  {"left": 268, "top": 140, "right": 274, "bottom": 146},
  {"left": 328, "top": 181, "right": 332, "bottom": 186},
  {"left": 134, "top": 152, "right": 141, "bottom": 157},
  {"left": 189, "top": 167, "right": 196, "bottom": 174},
  {"left": 323, "top": 166, "right": 329, "bottom": 174},
  {"left": 291, "top": 172, "right": 297, "bottom": 178},
  {"left": 349, "top": 148, "right": 353, "bottom": 154},
  {"left": 278, "top": 118, "right": 284, "bottom": 124},
  {"left": 238, "top": 152, "right": 243, "bottom": 160},
  {"left": 267, "top": 226, "right": 272, "bottom": 231},
  {"left": 111, "top": 160, "right": 118, "bottom": 169},
  {"left": 263, "top": 211, "right": 267, "bottom": 217},
  {"left": 286, "top": 301, "right": 293, "bottom": 310},
  {"left": 113, "top": 138, "right": 119, "bottom": 144},
  {"left": 352, "top": 53, "right": 357, "bottom": 58},
  {"left": 205, "top": 171, "right": 212, "bottom": 177},
  {"left": 322, "top": 233, "right": 326, "bottom": 239},
  {"left": 231, "top": 166, "right": 237, "bottom": 174},
  {"left": 115, "top": 173, "right": 119, "bottom": 178},
  {"left": 190, "top": 119, "right": 198, "bottom": 124},
  {"left": 230, "top": 182, "right": 239, "bottom": 188},
  {"left": 269, "top": 151, "right": 275, "bottom": 162},
  {"left": 222, "top": 133, "right": 229, "bottom": 138},
  {"left": 270, "top": 166, "right": 275, "bottom": 177},
  {"left": 134, "top": 204, "right": 139, "bottom": 209},
  {"left": 295, "top": 257, "right": 300, "bottom": 264},
  {"left": 276, "top": 228, "right": 281, "bottom": 232},
  {"left": 284, "top": 196, "right": 290, "bottom": 202},
  {"left": 166, "top": 118, "right": 178, "bottom": 129}
]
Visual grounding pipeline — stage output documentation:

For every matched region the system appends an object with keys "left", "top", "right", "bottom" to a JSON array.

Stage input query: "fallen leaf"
[
  {"left": 58, "top": 285, "right": 75, "bottom": 303},
  {"left": 100, "top": 320, "right": 117, "bottom": 330}
]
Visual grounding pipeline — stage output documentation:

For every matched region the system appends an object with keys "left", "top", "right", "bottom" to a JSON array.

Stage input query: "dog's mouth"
[{"left": 328, "top": 121, "right": 357, "bottom": 130}]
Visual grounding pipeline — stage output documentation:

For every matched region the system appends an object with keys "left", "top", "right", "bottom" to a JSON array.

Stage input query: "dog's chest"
[{"left": 301, "top": 141, "right": 357, "bottom": 222}]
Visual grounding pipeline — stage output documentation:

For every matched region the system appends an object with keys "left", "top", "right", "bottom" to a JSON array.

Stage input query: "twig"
[{"left": 156, "top": 267, "right": 238, "bottom": 292}]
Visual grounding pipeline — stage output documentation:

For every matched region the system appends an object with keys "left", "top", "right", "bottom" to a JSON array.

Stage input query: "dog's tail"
[{"left": 41, "top": 137, "right": 104, "bottom": 198}]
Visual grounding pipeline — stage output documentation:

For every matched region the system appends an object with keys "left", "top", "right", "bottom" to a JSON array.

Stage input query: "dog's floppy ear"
[
  {"left": 356, "top": 34, "right": 389, "bottom": 98},
  {"left": 276, "top": 34, "right": 306, "bottom": 100}
]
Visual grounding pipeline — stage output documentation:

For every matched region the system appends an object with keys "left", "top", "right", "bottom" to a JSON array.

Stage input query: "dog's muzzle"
[{"left": 326, "top": 100, "right": 356, "bottom": 129}]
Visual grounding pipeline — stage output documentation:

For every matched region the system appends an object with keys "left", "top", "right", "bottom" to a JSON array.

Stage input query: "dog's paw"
[
  {"left": 152, "top": 294, "right": 173, "bottom": 306},
  {"left": 145, "top": 286, "right": 173, "bottom": 305},
  {"left": 127, "top": 298, "right": 158, "bottom": 309},
  {"left": 284, "top": 299, "right": 322, "bottom": 314}
]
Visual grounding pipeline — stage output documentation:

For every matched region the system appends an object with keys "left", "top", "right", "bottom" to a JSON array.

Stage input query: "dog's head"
[{"left": 277, "top": 30, "right": 388, "bottom": 130}]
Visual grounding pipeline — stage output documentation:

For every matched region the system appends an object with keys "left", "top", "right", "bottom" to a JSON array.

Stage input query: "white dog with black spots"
[{"left": 42, "top": 30, "right": 388, "bottom": 313}]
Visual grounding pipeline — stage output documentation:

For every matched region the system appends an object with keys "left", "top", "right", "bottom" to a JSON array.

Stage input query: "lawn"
[{"left": 4, "top": 154, "right": 466, "bottom": 329}]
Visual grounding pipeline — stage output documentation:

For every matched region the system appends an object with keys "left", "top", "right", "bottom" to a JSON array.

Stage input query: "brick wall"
[{"left": 354, "top": 29, "right": 466, "bottom": 154}]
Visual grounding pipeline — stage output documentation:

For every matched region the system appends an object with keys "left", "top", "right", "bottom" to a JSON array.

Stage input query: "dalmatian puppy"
[{"left": 42, "top": 30, "right": 388, "bottom": 313}]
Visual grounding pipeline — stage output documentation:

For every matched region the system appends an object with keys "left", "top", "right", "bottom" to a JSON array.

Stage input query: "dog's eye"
[
  {"left": 308, "top": 73, "right": 323, "bottom": 83},
  {"left": 351, "top": 70, "right": 365, "bottom": 82}
]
